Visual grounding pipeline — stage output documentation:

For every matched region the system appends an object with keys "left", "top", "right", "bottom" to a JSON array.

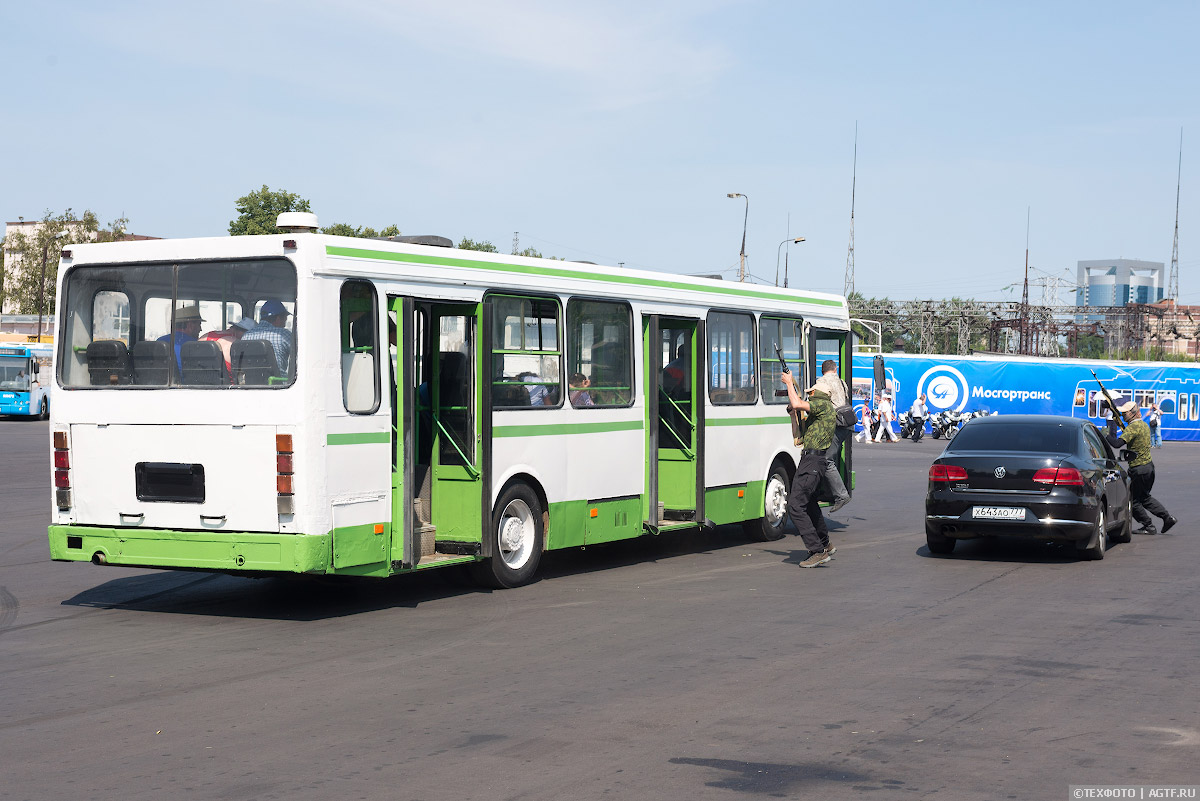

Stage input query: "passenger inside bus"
[
  {"left": 569, "top": 372, "right": 595, "bottom": 407},
  {"left": 241, "top": 300, "right": 293, "bottom": 373},
  {"left": 156, "top": 306, "right": 204, "bottom": 370},
  {"left": 201, "top": 316, "right": 255, "bottom": 374}
]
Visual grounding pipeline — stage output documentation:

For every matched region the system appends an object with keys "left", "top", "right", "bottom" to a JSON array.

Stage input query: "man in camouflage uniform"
[
  {"left": 782, "top": 373, "right": 838, "bottom": 567},
  {"left": 1105, "top": 399, "right": 1177, "bottom": 535}
]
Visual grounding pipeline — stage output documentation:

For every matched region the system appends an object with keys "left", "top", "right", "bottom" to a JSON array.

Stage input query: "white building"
[{"left": 1075, "top": 258, "right": 1165, "bottom": 307}]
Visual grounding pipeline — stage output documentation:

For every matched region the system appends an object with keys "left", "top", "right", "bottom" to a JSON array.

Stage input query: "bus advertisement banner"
[{"left": 848, "top": 352, "right": 1200, "bottom": 442}]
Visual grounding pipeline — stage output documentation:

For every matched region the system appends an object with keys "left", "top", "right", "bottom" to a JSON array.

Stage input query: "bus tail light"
[
  {"left": 53, "top": 430, "right": 72, "bottom": 509},
  {"left": 277, "top": 434, "right": 294, "bottom": 515}
]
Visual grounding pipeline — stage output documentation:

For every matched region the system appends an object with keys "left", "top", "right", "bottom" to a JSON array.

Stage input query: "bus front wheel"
[
  {"left": 471, "top": 482, "right": 544, "bottom": 589},
  {"left": 743, "top": 463, "right": 790, "bottom": 542},
  {"left": 39, "top": 398, "right": 48, "bottom": 421}
]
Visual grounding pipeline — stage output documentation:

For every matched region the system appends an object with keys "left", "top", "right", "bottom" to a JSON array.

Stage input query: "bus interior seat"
[
  {"left": 230, "top": 340, "right": 280, "bottom": 385},
  {"left": 493, "top": 380, "right": 530, "bottom": 407},
  {"left": 86, "top": 341, "right": 133, "bottom": 386},
  {"left": 131, "top": 340, "right": 176, "bottom": 385},
  {"left": 438, "top": 352, "right": 468, "bottom": 407},
  {"left": 180, "top": 340, "right": 229, "bottom": 385}
]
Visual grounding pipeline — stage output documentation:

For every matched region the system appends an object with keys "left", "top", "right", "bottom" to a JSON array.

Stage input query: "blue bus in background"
[{"left": 0, "top": 343, "right": 54, "bottom": 418}]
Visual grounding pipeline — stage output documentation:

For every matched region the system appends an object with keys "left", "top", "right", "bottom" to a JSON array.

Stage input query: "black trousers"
[
  {"left": 1129, "top": 462, "right": 1171, "bottom": 530},
  {"left": 787, "top": 452, "right": 830, "bottom": 553}
]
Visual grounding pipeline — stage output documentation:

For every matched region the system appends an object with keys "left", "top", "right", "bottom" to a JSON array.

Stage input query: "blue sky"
[{"left": 3, "top": 1, "right": 1197, "bottom": 302}]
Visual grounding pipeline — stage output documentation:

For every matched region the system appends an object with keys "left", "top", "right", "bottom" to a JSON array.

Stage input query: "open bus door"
[
  {"left": 396, "top": 300, "right": 487, "bottom": 568},
  {"left": 808, "top": 325, "right": 853, "bottom": 501},
  {"left": 644, "top": 315, "right": 705, "bottom": 529}
]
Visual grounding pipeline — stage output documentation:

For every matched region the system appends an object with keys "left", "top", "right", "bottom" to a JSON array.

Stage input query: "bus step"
[
  {"left": 417, "top": 524, "right": 436, "bottom": 557},
  {"left": 434, "top": 540, "right": 481, "bottom": 556},
  {"left": 662, "top": 509, "right": 695, "bottom": 522}
]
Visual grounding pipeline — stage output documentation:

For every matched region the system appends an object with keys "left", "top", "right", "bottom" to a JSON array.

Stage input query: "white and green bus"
[{"left": 47, "top": 215, "right": 852, "bottom": 587}]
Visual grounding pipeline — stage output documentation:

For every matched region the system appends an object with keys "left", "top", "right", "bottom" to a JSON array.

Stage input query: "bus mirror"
[{"left": 32, "top": 362, "right": 40, "bottom": 375}]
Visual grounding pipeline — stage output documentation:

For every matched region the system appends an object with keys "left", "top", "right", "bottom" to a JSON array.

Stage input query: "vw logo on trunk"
[{"left": 994, "top": 466, "right": 1006, "bottom": 478}]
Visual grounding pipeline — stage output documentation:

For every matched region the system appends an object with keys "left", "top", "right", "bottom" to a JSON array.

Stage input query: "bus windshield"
[
  {"left": 0, "top": 357, "right": 31, "bottom": 390},
  {"left": 58, "top": 258, "right": 297, "bottom": 388}
]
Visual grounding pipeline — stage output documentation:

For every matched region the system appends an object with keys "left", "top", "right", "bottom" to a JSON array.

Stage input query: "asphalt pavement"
[{"left": 2, "top": 419, "right": 1198, "bottom": 800}]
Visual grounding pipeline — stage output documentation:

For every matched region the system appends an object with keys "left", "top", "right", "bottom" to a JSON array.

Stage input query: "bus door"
[
  {"left": 644, "top": 315, "right": 704, "bottom": 527},
  {"left": 808, "top": 326, "right": 852, "bottom": 499},
  {"left": 404, "top": 301, "right": 487, "bottom": 564}
]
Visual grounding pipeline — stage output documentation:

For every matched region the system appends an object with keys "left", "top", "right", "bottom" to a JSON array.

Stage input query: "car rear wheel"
[
  {"left": 926, "top": 529, "right": 955, "bottom": 555},
  {"left": 1080, "top": 505, "right": 1107, "bottom": 560}
]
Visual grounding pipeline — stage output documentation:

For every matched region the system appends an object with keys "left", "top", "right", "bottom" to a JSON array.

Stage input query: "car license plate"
[{"left": 972, "top": 506, "right": 1025, "bottom": 521}]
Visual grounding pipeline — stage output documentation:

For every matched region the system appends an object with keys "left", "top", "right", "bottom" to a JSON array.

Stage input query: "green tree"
[
  {"left": 229, "top": 185, "right": 311, "bottom": 236},
  {"left": 457, "top": 237, "right": 498, "bottom": 252},
  {"left": 321, "top": 223, "right": 401, "bottom": 238},
  {"left": 2, "top": 209, "right": 127, "bottom": 314}
]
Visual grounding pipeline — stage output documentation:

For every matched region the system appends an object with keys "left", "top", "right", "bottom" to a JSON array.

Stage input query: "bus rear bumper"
[{"left": 48, "top": 525, "right": 331, "bottom": 574}]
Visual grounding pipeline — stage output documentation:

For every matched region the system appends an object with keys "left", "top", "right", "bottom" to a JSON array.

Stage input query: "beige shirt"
[{"left": 813, "top": 372, "right": 848, "bottom": 407}]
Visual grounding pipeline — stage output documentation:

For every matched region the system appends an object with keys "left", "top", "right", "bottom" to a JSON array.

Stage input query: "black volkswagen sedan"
[{"left": 925, "top": 415, "right": 1132, "bottom": 559}]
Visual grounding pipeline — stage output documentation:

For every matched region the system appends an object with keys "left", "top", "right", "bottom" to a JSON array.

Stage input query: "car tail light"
[
  {"left": 1033, "top": 467, "right": 1084, "bottom": 486},
  {"left": 277, "top": 434, "right": 294, "bottom": 514},
  {"left": 53, "top": 430, "right": 72, "bottom": 509},
  {"left": 929, "top": 464, "right": 968, "bottom": 482}
]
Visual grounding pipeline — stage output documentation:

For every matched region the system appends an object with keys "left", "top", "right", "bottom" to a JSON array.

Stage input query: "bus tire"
[
  {"left": 471, "top": 482, "right": 544, "bottom": 589},
  {"left": 743, "top": 462, "right": 790, "bottom": 542},
  {"left": 39, "top": 398, "right": 48, "bottom": 421}
]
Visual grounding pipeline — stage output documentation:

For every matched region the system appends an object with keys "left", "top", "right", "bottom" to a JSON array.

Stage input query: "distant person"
[
  {"left": 201, "top": 316, "right": 255, "bottom": 373},
  {"left": 157, "top": 305, "right": 204, "bottom": 370},
  {"left": 812, "top": 359, "right": 851, "bottom": 513},
  {"left": 855, "top": 399, "right": 874, "bottom": 444},
  {"left": 569, "top": 372, "right": 595, "bottom": 407},
  {"left": 1104, "top": 399, "right": 1177, "bottom": 535},
  {"left": 873, "top": 392, "right": 900, "bottom": 442},
  {"left": 1147, "top": 402, "right": 1163, "bottom": 448},
  {"left": 240, "top": 300, "right": 293, "bottom": 373},
  {"left": 910, "top": 393, "right": 928, "bottom": 438}
]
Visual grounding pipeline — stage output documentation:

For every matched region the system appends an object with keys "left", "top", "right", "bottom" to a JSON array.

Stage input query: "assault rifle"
[
  {"left": 775, "top": 343, "right": 803, "bottom": 445},
  {"left": 1090, "top": 369, "right": 1122, "bottom": 421}
]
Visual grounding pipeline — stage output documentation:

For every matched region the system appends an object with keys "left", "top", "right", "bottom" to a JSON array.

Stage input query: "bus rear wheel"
[
  {"left": 743, "top": 463, "right": 790, "bottom": 542},
  {"left": 471, "top": 482, "right": 544, "bottom": 589}
]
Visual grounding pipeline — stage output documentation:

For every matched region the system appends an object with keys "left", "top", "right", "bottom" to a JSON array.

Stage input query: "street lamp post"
[
  {"left": 36, "top": 229, "right": 68, "bottom": 343},
  {"left": 727, "top": 193, "right": 749, "bottom": 281},
  {"left": 775, "top": 237, "right": 805, "bottom": 287}
]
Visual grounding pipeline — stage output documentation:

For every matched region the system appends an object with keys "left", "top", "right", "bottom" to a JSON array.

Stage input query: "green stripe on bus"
[
  {"left": 327, "top": 432, "right": 391, "bottom": 445},
  {"left": 707, "top": 416, "right": 792, "bottom": 426},
  {"left": 325, "top": 245, "right": 844, "bottom": 308},
  {"left": 493, "top": 419, "right": 644, "bottom": 438}
]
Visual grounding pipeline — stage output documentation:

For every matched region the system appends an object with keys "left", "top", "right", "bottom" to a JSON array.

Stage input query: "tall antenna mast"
[
  {"left": 512, "top": 231, "right": 519, "bottom": 256},
  {"left": 1020, "top": 207, "right": 1031, "bottom": 354},
  {"left": 844, "top": 122, "right": 858, "bottom": 297},
  {"left": 1169, "top": 129, "right": 1182, "bottom": 302}
]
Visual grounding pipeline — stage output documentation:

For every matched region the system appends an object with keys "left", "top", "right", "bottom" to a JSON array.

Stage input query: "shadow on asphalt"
[
  {"left": 59, "top": 522, "right": 774, "bottom": 621},
  {"left": 913, "top": 535, "right": 1132, "bottom": 563}
]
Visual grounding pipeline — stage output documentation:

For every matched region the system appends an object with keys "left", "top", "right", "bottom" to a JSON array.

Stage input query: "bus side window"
[
  {"left": 566, "top": 299, "right": 632, "bottom": 408},
  {"left": 708, "top": 311, "right": 757, "bottom": 404},
  {"left": 758, "top": 316, "right": 803, "bottom": 405},
  {"left": 340, "top": 280, "right": 380, "bottom": 414},
  {"left": 491, "top": 294, "right": 562, "bottom": 409}
]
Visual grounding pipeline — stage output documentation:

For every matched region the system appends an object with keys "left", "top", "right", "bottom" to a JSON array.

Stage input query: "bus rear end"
[{"left": 46, "top": 241, "right": 328, "bottom": 575}]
